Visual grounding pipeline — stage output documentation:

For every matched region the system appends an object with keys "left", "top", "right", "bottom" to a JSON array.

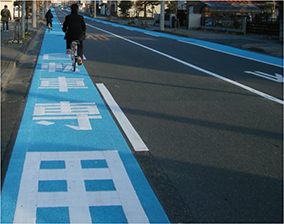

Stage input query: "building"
[{"left": 191, "top": 0, "right": 261, "bottom": 27}]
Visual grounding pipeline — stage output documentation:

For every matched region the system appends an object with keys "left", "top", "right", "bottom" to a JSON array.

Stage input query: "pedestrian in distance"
[
  {"left": 45, "top": 9, "right": 53, "bottom": 30},
  {"left": 62, "top": 3, "right": 86, "bottom": 65},
  {"left": 1, "top": 5, "right": 11, "bottom": 32}
]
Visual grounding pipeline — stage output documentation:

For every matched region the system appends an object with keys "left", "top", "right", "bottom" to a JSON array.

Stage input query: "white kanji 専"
[{"left": 33, "top": 101, "right": 101, "bottom": 130}]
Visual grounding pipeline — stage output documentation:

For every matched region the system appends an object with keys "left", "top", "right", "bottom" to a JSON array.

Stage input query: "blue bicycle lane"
[{"left": 1, "top": 13, "right": 169, "bottom": 224}]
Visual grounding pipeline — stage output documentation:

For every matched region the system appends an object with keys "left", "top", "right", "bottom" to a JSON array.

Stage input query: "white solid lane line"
[
  {"left": 87, "top": 23, "right": 283, "bottom": 105},
  {"left": 96, "top": 83, "right": 149, "bottom": 152}
]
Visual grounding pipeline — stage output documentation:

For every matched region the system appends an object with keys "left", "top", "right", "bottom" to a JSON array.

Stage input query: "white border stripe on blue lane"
[
  {"left": 1, "top": 9, "right": 169, "bottom": 224},
  {"left": 178, "top": 39, "right": 284, "bottom": 68},
  {"left": 81, "top": 14, "right": 283, "bottom": 68}
]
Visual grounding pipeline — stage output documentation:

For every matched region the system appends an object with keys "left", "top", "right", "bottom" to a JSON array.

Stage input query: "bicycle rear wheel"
[
  {"left": 72, "top": 58, "right": 76, "bottom": 71},
  {"left": 71, "top": 41, "right": 79, "bottom": 72}
]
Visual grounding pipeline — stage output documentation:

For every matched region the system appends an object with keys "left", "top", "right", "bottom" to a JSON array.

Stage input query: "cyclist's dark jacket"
[
  {"left": 45, "top": 10, "right": 53, "bottom": 24},
  {"left": 63, "top": 11, "right": 86, "bottom": 41}
]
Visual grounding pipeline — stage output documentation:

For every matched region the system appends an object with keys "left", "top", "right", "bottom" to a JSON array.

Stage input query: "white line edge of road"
[
  {"left": 96, "top": 83, "right": 149, "bottom": 152},
  {"left": 144, "top": 32, "right": 159, "bottom": 37},
  {"left": 177, "top": 40, "right": 283, "bottom": 69},
  {"left": 60, "top": 8, "right": 283, "bottom": 68},
  {"left": 87, "top": 23, "right": 283, "bottom": 105}
]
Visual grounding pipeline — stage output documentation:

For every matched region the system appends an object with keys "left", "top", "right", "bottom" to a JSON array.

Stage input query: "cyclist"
[
  {"left": 63, "top": 3, "right": 86, "bottom": 65},
  {"left": 45, "top": 9, "right": 53, "bottom": 30}
]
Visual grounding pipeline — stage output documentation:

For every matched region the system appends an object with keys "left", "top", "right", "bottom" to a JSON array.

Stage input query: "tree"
[
  {"left": 134, "top": 1, "right": 144, "bottom": 17},
  {"left": 135, "top": 1, "right": 160, "bottom": 19},
  {"left": 277, "top": 1, "right": 283, "bottom": 21},
  {"left": 118, "top": 1, "right": 133, "bottom": 17},
  {"left": 165, "top": 0, "right": 178, "bottom": 14}
]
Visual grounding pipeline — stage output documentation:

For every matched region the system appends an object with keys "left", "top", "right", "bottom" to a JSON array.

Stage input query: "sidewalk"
[
  {"left": 158, "top": 27, "right": 283, "bottom": 58},
  {"left": 114, "top": 16, "right": 283, "bottom": 59},
  {"left": 1, "top": 19, "right": 44, "bottom": 89}
]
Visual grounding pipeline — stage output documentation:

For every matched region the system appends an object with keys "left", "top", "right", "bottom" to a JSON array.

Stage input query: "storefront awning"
[
  {"left": 194, "top": 1, "right": 261, "bottom": 13},
  {"left": 206, "top": 2, "right": 260, "bottom": 12}
]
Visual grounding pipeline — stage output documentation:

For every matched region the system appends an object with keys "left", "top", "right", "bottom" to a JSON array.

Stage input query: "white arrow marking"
[
  {"left": 275, "top": 73, "right": 284, "bottom": 82},
  {"left": 65, "top": 114, "right": 92, "bottom": 130},
  {"left": 244, "top": 71, "right": 284, "bottom": 83},
  {"left": 87, "top": 23, "right": 283, "bottom": 104},
  {"left": 36, "top": 121, "right": 54, "bottom": 126}
]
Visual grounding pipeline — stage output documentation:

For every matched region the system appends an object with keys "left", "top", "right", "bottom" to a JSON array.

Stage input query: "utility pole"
[
  {"left": 107, "top": 0, "right": 111, "bottom": 17},
  {"left": 21, "top": 0, "right": 26, "bottom": 38},
  {"left": 41, "top": 0, "right": 46, "bottom": 20},
  {"left": 44, "top": 1, "right": 48, "bottom": 21},
  {"left": 94, "top": 0, "right": 96, "bottom": 18},
  {"left": 160, "top": 0, "right": 165, "bottom": 30},
  {"left": 32, "top": 0, "right": 37, "bottom": 28}
]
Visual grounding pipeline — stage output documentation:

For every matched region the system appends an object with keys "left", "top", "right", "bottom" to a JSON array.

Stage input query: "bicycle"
[
  {"left": 71, "top": 40, "right": 80, "bottom": 72},
  {"left": 47, "top": 23, "right": 52, "bottom": 32}
]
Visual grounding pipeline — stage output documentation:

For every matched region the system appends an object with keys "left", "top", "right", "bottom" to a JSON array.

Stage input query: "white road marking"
[
  {"left": 96, "top": 83, "right": 149, "bottom": 152},
  {"left": 144, "top": 32, "right": 159, "bottom": 37},
  {"left": 13, "top": 151, "right": 149, "bottom": 223},
  {"left": 33, "top": 102, "right": 102, "bottom": 130},
  {"left": 58, "top": 77, "right": 68, "bottom": 92},
  {"left": 36, "top": 121, "right": 54, "bottom": 126},
  {"left": 43, "top": 53, "right": 70, "bottom": 60},
  {"left": 49, "top": 62, "right": 56, "bottom": 72},
  {"left": 87, "top": 23, "right": 283, "bottom": 105},
  {"left": 124, "top": 27, "right": 134, "bottom": 31},
  {"left": 66, "top": 114, "right": 92, "bottom": 130},
  {"left": 244, "top": 71, "right": 284, "bottom": 83},
  {"left": 39, "top": 77, "right": 88, "bottom": 92},
  {"left": 178, "top": 40, "right": 283, "bottom": 68}
]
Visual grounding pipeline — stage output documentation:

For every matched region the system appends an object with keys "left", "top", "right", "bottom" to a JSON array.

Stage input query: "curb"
[
  {"left": 93, "top": 16, "right": 283, "bottom": 59},
  {"left": 1, "top": 23, "right": 44, "bottom": 90},
  {"left": 1, "top": 62, "right": 16, "bottom": 89}
]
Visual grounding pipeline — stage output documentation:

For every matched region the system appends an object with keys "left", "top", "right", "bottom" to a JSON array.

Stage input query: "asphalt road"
[{"left": 39, "top": 8, "right": 284, "bottom": 223}]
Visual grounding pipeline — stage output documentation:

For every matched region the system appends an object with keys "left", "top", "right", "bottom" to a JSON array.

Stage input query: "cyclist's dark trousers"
[
  {"left": 67, "top": 39, "right": 83, "bottom": 58},
  {"left": 46, "top": 21, "right": 52, "bottom": 27}
]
